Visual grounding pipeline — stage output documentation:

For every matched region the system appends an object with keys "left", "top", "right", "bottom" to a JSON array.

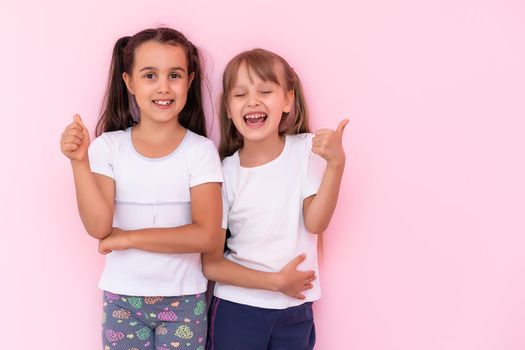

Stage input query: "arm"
[
  {"left": 99, "top": 182, "right": 222, "bottom": 254},
  {"left": 202, "top": 229, "right": 316, "bottom": 299},
  {"left": 303, "top": 119, "right": 349, "bottom": 234},
  {"left": 61, "top": 115, "right": 114, "bottom": 239}
]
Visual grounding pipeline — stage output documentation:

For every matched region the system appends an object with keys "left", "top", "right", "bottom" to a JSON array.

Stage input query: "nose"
[
  {"left": 157, "top": 76, "right": 170, "bottom": 94},
  {"left": 247, "top": 92, "right": 261, "bottom": 108}
]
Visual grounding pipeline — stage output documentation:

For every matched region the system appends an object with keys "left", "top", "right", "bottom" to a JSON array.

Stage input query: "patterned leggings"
[{"left": 102, "top": 291, "right": 207, "bottom": 350}]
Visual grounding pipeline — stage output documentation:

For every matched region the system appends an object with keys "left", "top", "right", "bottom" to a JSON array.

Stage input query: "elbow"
[
  {"left": 202, "top": 258, "right": 219, "bottom": 281},
  {"left": 304, "top": 221, "right": 327, "bottom": 235},
  {"left": 202, "top": 263, "right": 213, "bottom": 281},
  {"left": 200, "top": 227, "right": 222, "bottom": 253},
  {"left": 85, "top": 222, "right": 112, "bottom": 239}
]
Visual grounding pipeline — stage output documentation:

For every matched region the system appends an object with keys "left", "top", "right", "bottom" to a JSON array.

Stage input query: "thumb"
[
  {"left": 73, "top": 114, "right": 90, "bottom": 139},
  {"left": 290, "top": 254, "right": 306, "bottom": 268},
  {"left": 336, "top": 119, "right": 349, "bottom": 135},
  {"left": 73, "top": 114, "right": 84, "bottom": 125}
]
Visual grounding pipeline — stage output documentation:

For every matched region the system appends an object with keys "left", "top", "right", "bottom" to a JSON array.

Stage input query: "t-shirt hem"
[
  {"left": 99, "top": 284, "right": 208, "bottom": 297},
  {"left": 190, "top": 176, "right": 223, "bottom": 188},
  {"left": 213, "top": 291, "right": 321, "bottom": 310},
  {"left": 90, "top": 166, "right": 114, "bottom": 179}
]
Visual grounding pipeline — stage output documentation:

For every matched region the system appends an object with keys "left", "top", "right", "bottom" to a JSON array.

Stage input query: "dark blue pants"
[{"left": 207, "top": 297, "right": 315, "bottom": 350}]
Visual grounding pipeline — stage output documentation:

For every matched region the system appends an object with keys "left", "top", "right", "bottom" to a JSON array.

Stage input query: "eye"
[
  {"left": 261, "top": 90, "right": 273, "bottom": 94},
  {"left": 232, "top": 92, "right": 246, "bottom": 97},
  {"left": 170, "top": 72, "right": 181, "bottom": 79},
  {"left": 144, "top": 73, "right": 156, "bottom": 79}
]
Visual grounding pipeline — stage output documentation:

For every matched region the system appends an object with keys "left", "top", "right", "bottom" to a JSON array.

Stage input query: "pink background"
[{"left": 1, "top": 0, "right": 524, "bottom": 348}]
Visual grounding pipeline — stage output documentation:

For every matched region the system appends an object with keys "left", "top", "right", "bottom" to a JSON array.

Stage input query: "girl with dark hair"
[
  {"left": 60, "top": 27, "right": 222, "bottom": 350},
  {"left": 203, "top": 48, "right": 348, "bottom": 349}
]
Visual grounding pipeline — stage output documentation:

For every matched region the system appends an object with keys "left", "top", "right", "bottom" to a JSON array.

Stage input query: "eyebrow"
[{"left": 138, "top": 66, "right": 187, "bottom": 73}]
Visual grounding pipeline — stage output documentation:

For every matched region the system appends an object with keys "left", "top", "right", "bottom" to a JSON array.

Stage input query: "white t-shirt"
[
  {"left": 88, "top": 127, "right": 223, "bottom": 296},
  {"left": 215, "top": 133, "right": 326, "bottom": 309}
]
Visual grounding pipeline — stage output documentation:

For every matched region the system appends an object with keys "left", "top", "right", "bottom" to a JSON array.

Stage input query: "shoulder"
[
  {"left": 184, "top": 130, "right": 217, "bottom": 153},
  {"left": 221, "top": 152, "right": 237, "bottom": 168},
  {"left": 221, "top": 152, "right": 239, "bottom": 174},
  {"left": 185, "top": 130, "right": 212, "bottom": 145},
  {"left": 183, "top": 130, "right": 221, "bottom": 171},
  {"left": 286, "top": 133, "right": 314, "bottom": 146},
  {"left": 286, "top": 133, "right": 314, "bottom": 155},
  {"left": 90, "top": 129, "right": 127, "bottom": 152}
]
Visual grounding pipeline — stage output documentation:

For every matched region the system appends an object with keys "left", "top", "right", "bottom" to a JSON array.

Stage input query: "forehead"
[
  {"left": 133, "top": 41, "right": 187, "bottom": 69},
  {"left": 232, "top": 60, "right": 284, "bottom": 87}
]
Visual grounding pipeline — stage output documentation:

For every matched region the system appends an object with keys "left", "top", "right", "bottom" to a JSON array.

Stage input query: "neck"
[
  {"left": 239, "top": 132, "right": 285, "bottom": 167},
  {"left": 133, "top": 118, "right": 184, "bottom": 142}
]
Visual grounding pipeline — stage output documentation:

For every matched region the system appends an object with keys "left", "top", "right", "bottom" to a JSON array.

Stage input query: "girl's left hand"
[
  {"left": 98, "top": 228, "right": 130, "bottom": 255},
  {"left": 312, "top": 119, "right": 349, "bottom": 168}
]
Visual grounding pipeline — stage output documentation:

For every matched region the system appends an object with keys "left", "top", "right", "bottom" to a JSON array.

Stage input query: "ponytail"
[
  {"left": 178, "top": 41, "right": 207, "bottom": 137},
  {"left": 96, "top": 36, "right": 136, "bottom": 136}
]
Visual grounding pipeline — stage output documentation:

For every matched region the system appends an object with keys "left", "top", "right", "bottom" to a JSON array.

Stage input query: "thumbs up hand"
[
  {"left": 311, "top": 119, "right": 348, "bottom": 168},
  {"left": 60, "top": 114, "right": 91, "bottom": 161}
]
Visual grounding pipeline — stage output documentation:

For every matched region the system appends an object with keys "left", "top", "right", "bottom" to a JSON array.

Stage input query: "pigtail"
[
  {"left": 96, "top": 36, "right": 136, "bottom": 136},
  {"left": 282, "top": 70, "right": 311, "bottom": 135},
  {"left": 179, "top": 41, "right": 207, "bottom": 137}
]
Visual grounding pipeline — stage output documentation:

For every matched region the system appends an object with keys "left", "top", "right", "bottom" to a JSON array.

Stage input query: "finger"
[
  {"left": 314, "top": 129, "right": 333, "bottom": 136},
  {"left": 302, "top": 283, "right": 313, "bottom": 290},
  {"left": 66, "top": 127, "right": 84, "bottom": 138},
  {"left": 306, "top": 275, "right": 316, "bottom": 283},
  {"left": 336, "top": 119, "right": 349, "bottom": 135},
  {"left": 294, "top": 294, "right": 306, "bottom": 300},
  {"left": 64, "top": 135, "right": 83, "bottom": 146},
  {"left": 73, "top": 114, "right": 85, "bottom": 127},
  {"left": 311, "top": 136, "right": 326, "bottom": 147},
  {"left": 291, "top": 254, "right": 306, "bottom": 268},
  {"left": 62, "top": 129, "right": 84, "bottom": 142},
  {"left": 73, "top": 114, "right": 90, "bottom": 139},
  {"left": 62, "top": 143, "right": 80, "bottom": 152},
  {"left": 311, "top": 146, "right": 324, "bottom": 156},
  {"left": 65, "top": 122, "right": 83, "bottom": 132},
  {"left": 302, "top": 271, "right": 315, "bottom": 280}
]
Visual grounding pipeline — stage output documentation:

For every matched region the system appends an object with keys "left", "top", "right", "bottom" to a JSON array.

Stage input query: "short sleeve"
[
  {"left": 188, "top": 139, "right": 223, "bottom": 188},
  {"left": 302, "top": 135, "right": 326, "bottom": 199},
  {"left": 221, "top": 183, "right": 230, "bottom": 229},
  {"left": 88, "top": 135, "right": 114, "bottom": 179}
]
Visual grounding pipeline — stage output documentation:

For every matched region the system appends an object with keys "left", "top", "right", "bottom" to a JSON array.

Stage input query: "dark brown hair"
[
  {"left": 95, "top": 27, "right": 206, "bottom": 137},
  {"left": 218, "top": 48, "right": 311, "bottom": 159}
]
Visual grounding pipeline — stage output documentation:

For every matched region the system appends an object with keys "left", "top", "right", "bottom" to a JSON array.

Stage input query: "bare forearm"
[
  {"left": 124, "top": 224, "right": 217, "bottom": 254},
  {"left": 304, "top": 160, "right": 345, "bottom": 234},
  {"left": 71, "top": 160, "right": 113, "bottom": 238},
  {"left": 203, "top": 256, "right": 280, "bottom": 291}
]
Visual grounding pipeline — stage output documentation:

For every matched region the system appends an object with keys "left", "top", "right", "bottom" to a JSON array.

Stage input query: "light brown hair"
[{"left": 218, "top": 48, "right": 311, "bottom": 159}]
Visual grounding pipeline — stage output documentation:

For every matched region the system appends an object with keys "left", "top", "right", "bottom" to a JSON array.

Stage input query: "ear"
[
  {"left": 122, "top": 72, "right": 135, "bottom": 95},
  {"left": 283, "top": 89, "right": 295, "bottom": 113}
]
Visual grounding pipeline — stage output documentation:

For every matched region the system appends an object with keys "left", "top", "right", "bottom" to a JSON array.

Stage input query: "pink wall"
[{"left": 1, "top": 0, "right": 524, "bottom": 349}]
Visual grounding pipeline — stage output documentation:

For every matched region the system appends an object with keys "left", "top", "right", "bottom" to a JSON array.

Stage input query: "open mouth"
[
  {"left": 243, "top": 112, "right": 267, "bottom": 128},
  {"left": 153, "top": 99, "right": 174, "bottom": 107}
]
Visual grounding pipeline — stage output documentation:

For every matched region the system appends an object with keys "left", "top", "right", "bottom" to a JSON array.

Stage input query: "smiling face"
[
  {"left": 122, "top": 40, "right": 193, "bottom": 124},
  {"left": 226, "top": 62, "right": 294, "bottom": 143}
]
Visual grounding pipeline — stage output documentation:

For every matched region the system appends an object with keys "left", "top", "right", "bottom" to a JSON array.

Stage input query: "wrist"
[
  {"left": 124, "top": 230, "right": 135, "bottom": 249},
  {"left": 70, "top": 157, "right": 90, "bottom": 169},
  {"left": 327, "top": 157, "right": 346, "bottom": 171},
  {"left": 269, "top": 272, "right": 283, "bottom": 292}
]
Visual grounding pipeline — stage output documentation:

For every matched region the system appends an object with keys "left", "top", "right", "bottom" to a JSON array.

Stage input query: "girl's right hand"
[
  {"left": 60, "top": 114, "right": 90, "bottom": 162},
  {"left": 275, "top": 254, "right": 316, "bottom": 299}
]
